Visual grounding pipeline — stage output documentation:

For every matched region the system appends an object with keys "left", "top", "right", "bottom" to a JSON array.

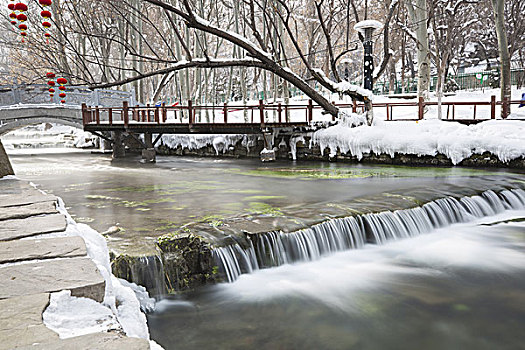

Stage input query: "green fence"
[{"left": 375, "top": 68, "right": 524, "bottom": 95}]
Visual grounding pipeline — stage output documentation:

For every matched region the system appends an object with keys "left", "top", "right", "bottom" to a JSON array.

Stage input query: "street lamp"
[{"left": 354, "top": 20, "right": 382, "bottom": 91}]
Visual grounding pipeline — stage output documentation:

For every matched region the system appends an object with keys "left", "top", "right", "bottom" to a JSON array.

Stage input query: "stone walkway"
[{"left": 0, "top": 178, "right": 149, "bottom": 349}]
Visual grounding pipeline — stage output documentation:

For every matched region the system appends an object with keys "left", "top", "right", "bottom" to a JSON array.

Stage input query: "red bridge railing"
[{"left": 82, "top": 96, "right": 522, "bottom": 127}]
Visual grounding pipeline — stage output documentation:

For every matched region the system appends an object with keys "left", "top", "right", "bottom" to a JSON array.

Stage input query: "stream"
[{"left": 7, "top": 146, "right": 525, "bottom": 350}]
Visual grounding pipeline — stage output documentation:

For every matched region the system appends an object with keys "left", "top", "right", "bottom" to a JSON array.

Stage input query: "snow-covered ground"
[
  {"left": 2, "top": 123, "right": 96, "bottom": 151},
  {"left": 158, "top": 88, "right": 525, "bottom": 163},
  {"left": 167, "top": 87, "right": 525, "bottom": 123},
  {"left": 311, "top": 119, "right": 525, "bottom": 165}
]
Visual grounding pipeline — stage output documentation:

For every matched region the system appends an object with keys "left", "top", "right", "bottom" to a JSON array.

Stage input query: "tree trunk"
[
  {"left": 491, "top": 0, "right": 511, "bottom": 118},
  {"left": 406, "top": 0, "right": 430, "bottom": 101}
]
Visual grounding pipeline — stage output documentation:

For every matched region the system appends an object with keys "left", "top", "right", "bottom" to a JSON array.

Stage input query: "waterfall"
[
  {"left": 128, "top": 255, "right": 167, "bottom": 297},
  {"left": 211, "top": 189, "right": 525, "bottom": 282},
  {"left": 213, "top": 242, "right": 259, "bottom": 283}
]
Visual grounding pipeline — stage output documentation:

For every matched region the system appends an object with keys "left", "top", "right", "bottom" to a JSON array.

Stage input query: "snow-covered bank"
[
  {"left": 42, "top": 197, "right": 162, "bottom": 349},
  {"left": 3, "top": 123, "right": 96, "bottom": 150},
  {"left": 312, "top": 118, "right": 525, "bottom": 165}
]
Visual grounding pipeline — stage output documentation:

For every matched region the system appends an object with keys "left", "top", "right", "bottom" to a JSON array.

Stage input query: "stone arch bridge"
[{"left": 0, "top": 84, "right": 134, "bottom": 136}]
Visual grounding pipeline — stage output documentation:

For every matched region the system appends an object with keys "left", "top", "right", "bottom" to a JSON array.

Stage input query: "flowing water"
[{"left": 7, "top": 145, "right": 525, "bottom": 349}]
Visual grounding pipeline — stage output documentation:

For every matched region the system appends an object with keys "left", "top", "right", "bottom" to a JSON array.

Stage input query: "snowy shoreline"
[
  {"left": 311, "top": 118, "right": 525, "bottom": 165},
  {"left": 41, "top": 193, "right": 162, "bottom": 348}
]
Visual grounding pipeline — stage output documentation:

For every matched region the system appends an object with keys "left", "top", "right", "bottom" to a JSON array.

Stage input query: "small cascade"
[
  {"left": 252, "top": 215, "right": 366, "bottom": 267},
  {"left": 128, "top": 255, "right": 167, "bottom": 298},
  {"left": 211, "top": 189, "right": 525, "bottom": 282},
  {"left": 213, "top": 243, "right": 259, "bottom": 282}
]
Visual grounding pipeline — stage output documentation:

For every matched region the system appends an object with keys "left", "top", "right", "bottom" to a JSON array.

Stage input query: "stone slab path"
[
  {"left": 0, "top": 236, "right": 87, "bottom": 264},
  {"left": 0, "top": 178, "right": 149, "bottom": 349},
  {"left": 0, "top": 213, "right": 67, "bottom": 241},
  {"left": 0, "top": 257, "right": 106, "bottom": 302},
  {"left": 0, "top": 200, "right": 57, "bottom": 220},
  {"left": 0, "top": 293, "right": 60, "bottom": 349}
]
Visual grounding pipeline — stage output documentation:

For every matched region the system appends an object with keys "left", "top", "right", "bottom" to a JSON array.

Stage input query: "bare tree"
[
  {"left": 405, "top": 0, "right": 431, "bottom": 101},
  {"left": 490, "top": 0, "right": 511, "bottom": 117}
]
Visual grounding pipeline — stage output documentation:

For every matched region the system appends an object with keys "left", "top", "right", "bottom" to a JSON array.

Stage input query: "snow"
[
  {"left": 312, "top": 118, "right": 525, "bottom": 165},
  {"left": 43, "top": 290, "right": 120, "bottom": 339},
  {"left": 0, "top": 103, "right": 81, "bottom": 111},
  {"left": 354, "top": 20, "right": 383, "bottom": 33},
  {"left": 3, "top": 123, "right": 96, "bottom": 151},
  {"left": 313, "top": 68, "right": 374, "bottom": 99},
  {"left": 118, "top": 278, "right": 156, "bottom": 313},
  {"left": 41, "top": 198, "right": 162, "bottom": 348},
  {"left": 193, "top": 15, "right": 273, "bottom": 60}
]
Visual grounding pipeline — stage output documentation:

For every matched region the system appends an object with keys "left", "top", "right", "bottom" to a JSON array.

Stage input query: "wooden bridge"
[{"left": 82, "top": 95, "right": 522, "bottom": 134}]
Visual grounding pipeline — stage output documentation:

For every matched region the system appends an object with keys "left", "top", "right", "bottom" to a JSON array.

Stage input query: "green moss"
[
  {"left": 452, "top": 304, "right": 470, "bottom": 312},
  {"left": 199, "top": 214, "right": 225, "bottom": 227},
  {"left": 85, "top": 194, "right": 121, "bottom": 201},
  {"left": 230, "top": 164, "right": 509, "bottom": 180},
  {"left": 246, "top": 202, "right": 284, "bottom": 216},
  {"left": 244, "top": 195, "right": 286, "bottom": 201}
]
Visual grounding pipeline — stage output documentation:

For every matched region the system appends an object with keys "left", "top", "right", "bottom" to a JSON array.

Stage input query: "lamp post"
[{"left": 354, "top": 20, "right": 382, "bottom": 92}]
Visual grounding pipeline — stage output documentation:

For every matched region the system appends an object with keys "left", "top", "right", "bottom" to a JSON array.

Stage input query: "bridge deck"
[
  {"left": 84, "top": 122, "right": 310, "bottom": 134},
  {"left": 80, "top": 97, "right": 523, "bottom": 135}
]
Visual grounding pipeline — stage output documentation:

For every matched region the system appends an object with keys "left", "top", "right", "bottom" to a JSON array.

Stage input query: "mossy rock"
[{"left": 157, "top": 233, "right": 221, "bottom": 291}]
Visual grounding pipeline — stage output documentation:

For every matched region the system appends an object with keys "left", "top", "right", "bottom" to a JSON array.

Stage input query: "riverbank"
[
  {"left": 153, "top": 119, "right": 525, "bottom": 169},
  {"left": 0, "top": 177, "right": 159, "bottom": 349}
]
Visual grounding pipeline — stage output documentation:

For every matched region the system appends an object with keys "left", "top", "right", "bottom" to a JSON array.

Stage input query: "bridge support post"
[
  {"left": 260, "top": 132, "right": 275, "bottom": 162},
  {"left": 141, "top": 132, "right": 156, "bottom": 163},
  {"left": 111, "top": 131, "right": 125, "bottom": 159}
]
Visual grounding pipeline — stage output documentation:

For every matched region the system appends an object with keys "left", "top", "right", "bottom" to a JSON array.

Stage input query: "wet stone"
[
  {"left": 0, "top": 181, "right": 57, "bottom": 208},
  {"left": 16, "top": 332, "right": 150, "bottom": 350},
  {"left": 0, "top": 236, "right": 87, "bottom": 264},
  {"left": 0, "top": 213, "right": 67, "bottom": 241},
  {"left": 0, "top": 257, "right": 105, "bottom": 302},
  {"left": 0, "top": 200, "right": 58, "bottom": 221},
  {"left": 0, "top": 293, "right": 59, "bottom": 350}
]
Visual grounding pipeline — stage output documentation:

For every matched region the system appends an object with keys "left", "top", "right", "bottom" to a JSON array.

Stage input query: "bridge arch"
[
  {"left": 0, "top": 107, "right": 82, "bottom": 136},
  {"left": 0, "top": 117, "right": 83, "bottom": 136}
]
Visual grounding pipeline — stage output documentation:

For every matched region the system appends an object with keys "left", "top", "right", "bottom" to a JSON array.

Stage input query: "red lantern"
[
  {"left": 58, "top": 86, "right": 66, "bottom": 91},
  {"left": 10, "top": 20, "right": 17, "bottom": 25},
  {"left": 20, "top": 31, "right": 27, "bottom": 37},
  {"left": 8, "top": 4, "right": 15, "bottom": 10},
  {"left": 59, "top": 92, "right": 66, "bottom": 98},
  {"left": 42, "top": 21, "right": 51, "bottom": 28},
  {"left": 48, "top": 88, "right": 55, "bottom": 93},
  {"left": 39, "top": 0, "right": 52, "bottom": 6},
  {"left": 16, "top": 13, "right": 27, "bottom": 22},
  {"left": 14, "top": 3, "right": 27, "bottom": 11},
  {"left": 47, "top": 80, "right": 55, "bottom": 86},
  {"left": 9, "top": 13, "right": 16, "bottom": 19},
  {"left": 18, "top": 24, "right": 27, "bottom": 31},
  {"left": 60, "top": 100, "right": 65, "bottom": 104},
  {"left": 46, "top": 72, "right": 55, "bottom": 78},
  {"left": 41, "top": 10, "right": 52, "bottom": 18},
  {"left": 56, "top": 77, "right": 67, "bottom": 85},
  {"left": 44, "top": 33, "right": 51, "bottom": 38}
]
